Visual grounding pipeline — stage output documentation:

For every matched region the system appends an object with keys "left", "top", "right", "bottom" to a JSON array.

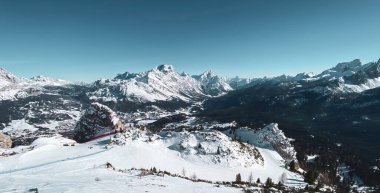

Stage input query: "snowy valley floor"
[{"left": 0, "top": 134, "right": 305, "bottom": 193}]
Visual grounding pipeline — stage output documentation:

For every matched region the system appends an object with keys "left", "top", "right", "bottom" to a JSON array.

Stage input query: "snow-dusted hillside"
[
  {"left": 0, "top": 127, "right": 305, "bottom": 192},
  {"left": 88, "top": 64, "right": 232, "bottom": 103}
]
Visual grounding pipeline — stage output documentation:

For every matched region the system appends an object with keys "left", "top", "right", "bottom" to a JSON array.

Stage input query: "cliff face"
[{"left": 73, "top": 102, "right": 123, "bottom": 142}]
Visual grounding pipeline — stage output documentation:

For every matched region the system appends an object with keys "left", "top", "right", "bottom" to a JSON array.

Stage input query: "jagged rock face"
[
  {"left": 161, "top": 130, "right": 264, "bottom": 167},
  {"left": 0, "top": 132, "right": 12, "bottom": 148},
  {"left": 362, "top": 60, "right": 380, "bottom": 79},
  {"left": 255, "top": 123, "right": 297, "bottom": 161},
  {"left": 224, "top": 123, "right": 296, "bottom": 161},
  {"left": 74, "top": 102, "right": 123, "bottom": 142}
]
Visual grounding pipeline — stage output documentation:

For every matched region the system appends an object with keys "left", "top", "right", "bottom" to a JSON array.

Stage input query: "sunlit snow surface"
[{"left": 0, "top": 132, "right": 304, "bottom": 192}]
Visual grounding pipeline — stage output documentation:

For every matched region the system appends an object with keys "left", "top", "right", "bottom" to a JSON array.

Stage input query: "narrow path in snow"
[{"left": 0, "top": 146, "right": 112, "bottom": 175}]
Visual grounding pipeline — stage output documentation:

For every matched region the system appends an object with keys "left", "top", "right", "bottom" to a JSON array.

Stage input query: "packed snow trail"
[
  {"left": 0, "top": 147, "right": 112, "bottom": 175},
  {"left": 0, "top": 144, "right": 112, "bottom": 175}
]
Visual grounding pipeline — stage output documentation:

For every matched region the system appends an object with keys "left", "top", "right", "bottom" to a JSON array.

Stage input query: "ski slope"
[{"left": 0, "top": 133, "right": 304, "bottom": 192}]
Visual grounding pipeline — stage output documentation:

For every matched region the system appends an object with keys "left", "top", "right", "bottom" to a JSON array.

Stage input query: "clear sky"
[{"left": 0, "top": 0, "right": 380, "bottom": 82}]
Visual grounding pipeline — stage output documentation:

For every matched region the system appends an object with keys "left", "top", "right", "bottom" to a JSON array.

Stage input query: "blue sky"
[{"left": 0, "top": 0, "right": 380, "bottom": 82}]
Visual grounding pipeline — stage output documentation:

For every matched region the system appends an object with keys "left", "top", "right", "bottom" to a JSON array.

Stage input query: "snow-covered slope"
[
  {"left": 88, "top": 64, "right": 232, "bottom": 103},
  {"left": 0, "top": 145, "right": 240, "bottom": 193},
  {"left": 0, "top": 129, "right": 304, "bottom": 192}
]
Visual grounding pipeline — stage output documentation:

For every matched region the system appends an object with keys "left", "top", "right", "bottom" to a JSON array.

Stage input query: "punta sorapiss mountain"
[{"left": 88, "top": 64, "right": 232, "bottom": 103}]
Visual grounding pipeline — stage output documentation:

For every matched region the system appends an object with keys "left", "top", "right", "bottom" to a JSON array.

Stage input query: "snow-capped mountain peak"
[
  {"left": 192, "top": 70, "right": 233, "bottom": 96},
  {"left": 114, "top": 64, "right": 177, "bottom": 81},
  {"left": 155, "top": 64, "right": 175, "bottom": 73},
  {"left": 0, "top": 67, "right": 19, "bottom": 86},
  {"left": 294, "top": 72, "right": 315, "bottom": 80},
  {"left": 333, "top": 59, "right": 361, "bottom": 72},
  {"left": 318, "top": 59, "right": 362, "bottom": 79},
  {"left": 199, "top": 70, "right": 215, "bottom": 78},
  {"left": 88, "top": 65, "right": 233, "bottom": 103},
  {"left": 114, "top": 71, "right": 140, "bottom": 80},
  {"left": 29, "top": 75, "right": 71, "bottom": 86}
]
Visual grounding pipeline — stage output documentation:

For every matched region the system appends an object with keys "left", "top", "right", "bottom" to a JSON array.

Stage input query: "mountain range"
[
  {"left": 2, "top": 59, "right": 380, "bottom": 104},
  {"left": 1, "top": 59, "right": 380, "bottom": 140},
  {"left": 1, "top": 58, "right": 380, "bottom": 190}
]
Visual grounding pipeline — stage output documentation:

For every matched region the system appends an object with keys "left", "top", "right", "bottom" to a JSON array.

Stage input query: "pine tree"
[
  {"left": 277, "top": 181, "right": 283, "bottom": 188},
  {"left": 235, "top": 173, "right": 242, "bottom": 184},
  {"left": 256, "top": 178, "right": 261, "bottom": 184},
  {"left": 265, "top": 177, "right": 273, "bottom": 187}
]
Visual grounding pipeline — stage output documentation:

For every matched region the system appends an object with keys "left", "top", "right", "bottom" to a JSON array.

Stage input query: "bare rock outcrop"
[
  {"left": 73, "top": 102, "right": 123, "bottom": 142},
  {"left": 0, "top": 132, "right": 12, "bottom": 148}
]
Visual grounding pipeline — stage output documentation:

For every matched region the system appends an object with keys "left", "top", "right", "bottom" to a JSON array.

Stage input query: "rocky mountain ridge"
[{"left": 88, "top": 64, "right": 232, "bottom": 103}]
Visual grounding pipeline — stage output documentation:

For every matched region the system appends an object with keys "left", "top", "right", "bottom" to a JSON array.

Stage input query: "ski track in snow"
[{"left": 0, "top": 146, "right": 112, "bottom": 175}]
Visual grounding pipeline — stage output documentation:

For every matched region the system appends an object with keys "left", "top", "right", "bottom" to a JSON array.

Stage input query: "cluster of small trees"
[
  {"left": 113, "top": 164, "right": 327, "bottom": 192},
  {"left": 234, "top": 172, "right": 285, "bottom": 189}
]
